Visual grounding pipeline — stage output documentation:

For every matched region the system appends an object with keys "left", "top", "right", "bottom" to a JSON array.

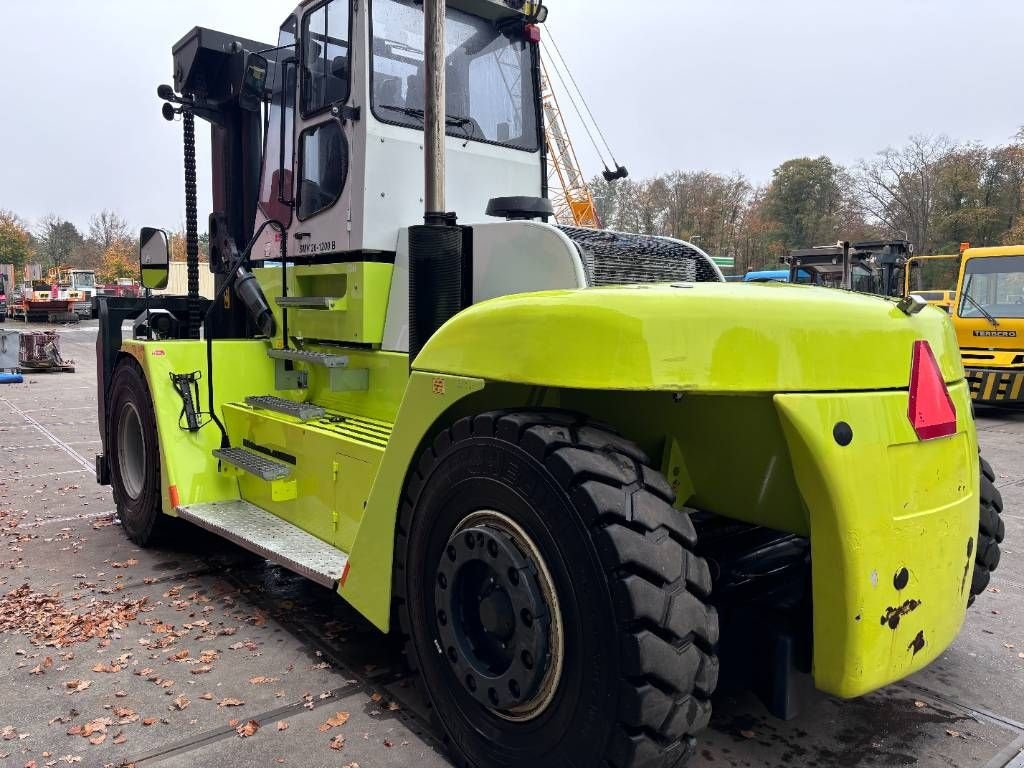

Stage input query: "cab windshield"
[
  {"left": 959, "top": 255, "right": 1024, "bottom": 319},
  {"left": 370, "top": 0, "right": 539, "bottom": 152}
]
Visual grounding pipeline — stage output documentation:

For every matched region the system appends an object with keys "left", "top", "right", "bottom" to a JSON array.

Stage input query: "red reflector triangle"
[{"left": 908, "top": 341, "right": 957, "bottom": 440}]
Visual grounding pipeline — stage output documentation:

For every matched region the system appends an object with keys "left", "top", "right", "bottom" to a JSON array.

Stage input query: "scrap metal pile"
[{"left": 18, "top": 331, "right": 75, "bottom": 373}]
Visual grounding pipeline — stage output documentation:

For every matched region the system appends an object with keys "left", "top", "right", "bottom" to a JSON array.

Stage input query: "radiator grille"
[{"left": 559, "top": 227, "right": 722, "bottom": 286}]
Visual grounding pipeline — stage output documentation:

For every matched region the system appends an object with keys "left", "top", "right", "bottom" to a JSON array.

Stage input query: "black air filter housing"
[{"left": 408, "top": 225, "right": 464, "bottom": 360}]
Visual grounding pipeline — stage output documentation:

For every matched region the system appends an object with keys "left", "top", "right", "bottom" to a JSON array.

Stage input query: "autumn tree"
[
  {"left": 35, "top": 216, "right": 85, "bottom": 269},
  {"left": 78, "top": 210, "right": 133, "bottom": 270},
  {"left": 0, "top": 210, "right": 32, "bottom": 271},
  {"left": 762, "top": 156, "right": 859, "bottom": 250},
  {"left": 97, "top": 239, "right": 140, "bottom": 284}
]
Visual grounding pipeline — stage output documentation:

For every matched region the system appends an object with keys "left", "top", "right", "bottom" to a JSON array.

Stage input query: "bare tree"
[
  {"left": 88, "top": 210, "right": 131, "bottom": 251},
  {"left": 855, "top": 135, "right": 953, "bottom": 253}
]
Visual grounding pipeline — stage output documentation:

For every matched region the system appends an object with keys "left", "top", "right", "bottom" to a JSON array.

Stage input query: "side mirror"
[
  {"left": 240, "top": 53, "right": 270, "bottom": 111},
  {"left": 139, "top": 227, "right": 170, "bottom": 291}
]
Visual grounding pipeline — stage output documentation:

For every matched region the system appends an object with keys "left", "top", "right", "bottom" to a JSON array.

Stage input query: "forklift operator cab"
[{"left": 253, "top": 0, "right": 543, "bottom": 263}]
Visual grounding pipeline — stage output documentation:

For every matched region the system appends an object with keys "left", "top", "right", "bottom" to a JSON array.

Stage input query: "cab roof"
[{"left": 963, "top": 245, "right": 1024, "bottom": 259}]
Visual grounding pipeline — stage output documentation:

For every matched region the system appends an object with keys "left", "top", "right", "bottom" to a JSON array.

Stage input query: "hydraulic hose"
[{"left": 204, "top": 219, "right": 287, "bottom": 448}]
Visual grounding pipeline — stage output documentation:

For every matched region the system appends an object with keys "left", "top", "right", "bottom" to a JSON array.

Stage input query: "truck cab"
[{"left": 955, "top": 245, "right": 1024, "bottom": 404}]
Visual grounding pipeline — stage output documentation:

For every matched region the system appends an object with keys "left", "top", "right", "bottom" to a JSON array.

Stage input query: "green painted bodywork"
[
  {"left": 120, "top": 275, "right": 979, "bottom": 700},
  {"left": 255, "top": 263, "right": 394, "bottom": 346},
  {"left": 415, "top": 283, "right": 965, "bottom": 391}
]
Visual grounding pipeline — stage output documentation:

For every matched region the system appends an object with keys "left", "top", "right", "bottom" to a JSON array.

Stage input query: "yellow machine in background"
[
  {"left": 905, "top": 252, "right": 961, "bottom": 312},
  {"left": 954, "top": 245, "right": 1024, "bottom": 404}
]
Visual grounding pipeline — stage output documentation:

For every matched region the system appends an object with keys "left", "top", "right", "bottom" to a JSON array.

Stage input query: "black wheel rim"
[
  {"left": 117, "top": 401, "right": 146, "bottom": 500},
  {"left": 434, "top": 510, "right": 564, "bottom": 722}
]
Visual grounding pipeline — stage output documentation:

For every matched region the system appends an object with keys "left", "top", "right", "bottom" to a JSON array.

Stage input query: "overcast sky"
[{"left": 2, "top": 0, "right": 1022, "bottom": 235}]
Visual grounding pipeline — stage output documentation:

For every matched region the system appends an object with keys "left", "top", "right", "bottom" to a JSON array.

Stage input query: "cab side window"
[
  {"left": 302, "top": 0, "right": 351, "bottom": 116},
  {"left": 258, "top": 17, "right": 298, "bottom": 226},
  {"left": 297, "top": 120, "right": 348, "bottom": 221}
]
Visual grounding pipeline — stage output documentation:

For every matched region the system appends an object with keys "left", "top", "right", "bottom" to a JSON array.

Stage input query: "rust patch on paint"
[
  {"left": 880, "top": 599, "right": 921, "bottom": 629},
  {"left": 908, "top": 630, "right": 926, "bottom": 655},
  {"left": 961, "top": 537, "right": 974, "bottom": 595}
]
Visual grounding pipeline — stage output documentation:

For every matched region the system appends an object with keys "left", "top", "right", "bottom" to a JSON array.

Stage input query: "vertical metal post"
[
  {"left": 423, "top": 0, "right": 446, "bottom": 222},
  {"left": 841, "top": 241, "right": 852, "bottom": 291}
]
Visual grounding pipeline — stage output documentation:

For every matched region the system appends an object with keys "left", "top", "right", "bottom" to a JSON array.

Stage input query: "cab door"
[{"left": 292, "top": 0, "right": 356, "bottom": 257}]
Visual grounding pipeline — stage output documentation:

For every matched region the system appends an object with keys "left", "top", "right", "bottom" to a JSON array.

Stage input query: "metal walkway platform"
[{"left": 177, "top": 500, "right": 348, "bottom": 589}]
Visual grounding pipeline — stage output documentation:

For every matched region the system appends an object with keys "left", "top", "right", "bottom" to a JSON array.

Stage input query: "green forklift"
[{"left": 94, "top": 2, "right": 1004, "bottom": 765}]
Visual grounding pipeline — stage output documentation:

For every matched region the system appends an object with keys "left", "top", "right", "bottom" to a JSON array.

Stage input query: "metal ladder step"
[
  {"left": 177, "top": 500, "right": 348, "bottom": 589},
  {"left": 213, "top": 447, "right": 292, "bottom": 481},
  {"left": 275, "top": 296, "right": 339, "bottom": 310},
  {"left": 267, "top": 348, "right": 351, "bottom": 368},
  {"left": 246, "top": 395, "right": 326, "bottom": 422}
]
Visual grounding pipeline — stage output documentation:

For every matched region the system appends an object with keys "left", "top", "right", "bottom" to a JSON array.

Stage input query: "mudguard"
[{"left": 776, "top": 383, "right": 977, "bottom": 697}]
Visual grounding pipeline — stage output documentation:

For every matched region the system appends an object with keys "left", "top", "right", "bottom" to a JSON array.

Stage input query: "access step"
[
  {"left": 275, "top": 296, "right": 340, "bottom": 310},
  {"left": 177, "top": 500, "right": 348, "bottom": 589},
  {"left": 267, "top": 348, "right": 369, "bottom": 392},
  {"left": 246, "top": 395, "right": 326, "bottom": 422},
  {"left": 213, "top": 446, "right": 292, "bottom": 481}
]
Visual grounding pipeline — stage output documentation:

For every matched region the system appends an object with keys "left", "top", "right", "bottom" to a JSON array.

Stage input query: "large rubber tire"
[
  {"left": 107, "top": 359, "right": 178, "bottom": 547},
  {"left": 969, "top": 457, "right": 1005, "bottom": 605},
  {"left": 394, "top": 410, "right": 719, "bottom": 768}
]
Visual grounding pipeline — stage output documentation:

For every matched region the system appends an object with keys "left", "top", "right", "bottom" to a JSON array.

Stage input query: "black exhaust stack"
[{"left": 408, "top": 0, "right": 463, "bottom": 361}]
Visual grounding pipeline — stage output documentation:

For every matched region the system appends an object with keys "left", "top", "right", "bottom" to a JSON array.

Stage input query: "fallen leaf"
[
  {"left": 740, "top": 730, "right": 755, "bottom": 739},
  {"left": 88, "top": 733, "right": 106, "bottom": 746},
  {"left": 914, "top": 701, "right": 927, "bottom": 708},
  {"left": 173, "top": 696, "right": 190, "bottom": 711},
  {"left": 329, "top": 735, "right": 345, "bottom": 750},
  {"left": 91, "top": 663, "right": 121, "bottom": 673},
  {"left": 219, "top": 698, "right": 245, "bottom": 707},
  {"left": 249, "top": 676, "right": 278, "bottom": 685},
  {"left": 113, "top": 732, "right": 127, "bottom": 745},
  {"left": 65, "top": 680, "right": 91, "bottom": 693},
  {"left": 199, "top": 693, "right": 213, "bottom": 701},
  {"left": 325, "top": 712, "right": 350, "bottom": 728},
  {"left": 236, "top": 720, "right": 260, "bottom": 738},
  {"left": 142, "top": 718, "right": 158, "bottom": 726},
  {"left": 276, "top": 721, "right": 289, "bottom": 731},
  {"left": 190, "top": 666, "right": 213, "bottom": 675}
]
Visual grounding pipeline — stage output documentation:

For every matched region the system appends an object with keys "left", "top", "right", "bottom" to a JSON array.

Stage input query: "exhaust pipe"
[{"left": 408, "top": 0, "right": 464, "bottom": 361}]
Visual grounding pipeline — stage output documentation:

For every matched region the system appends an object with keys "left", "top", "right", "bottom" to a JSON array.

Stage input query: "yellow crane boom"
[
  {"left": 542, "top": 59, "right": 600, "bottom": 228},
  {"left": 541, "top": 34, "right": 626, "bottom": 228}
]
